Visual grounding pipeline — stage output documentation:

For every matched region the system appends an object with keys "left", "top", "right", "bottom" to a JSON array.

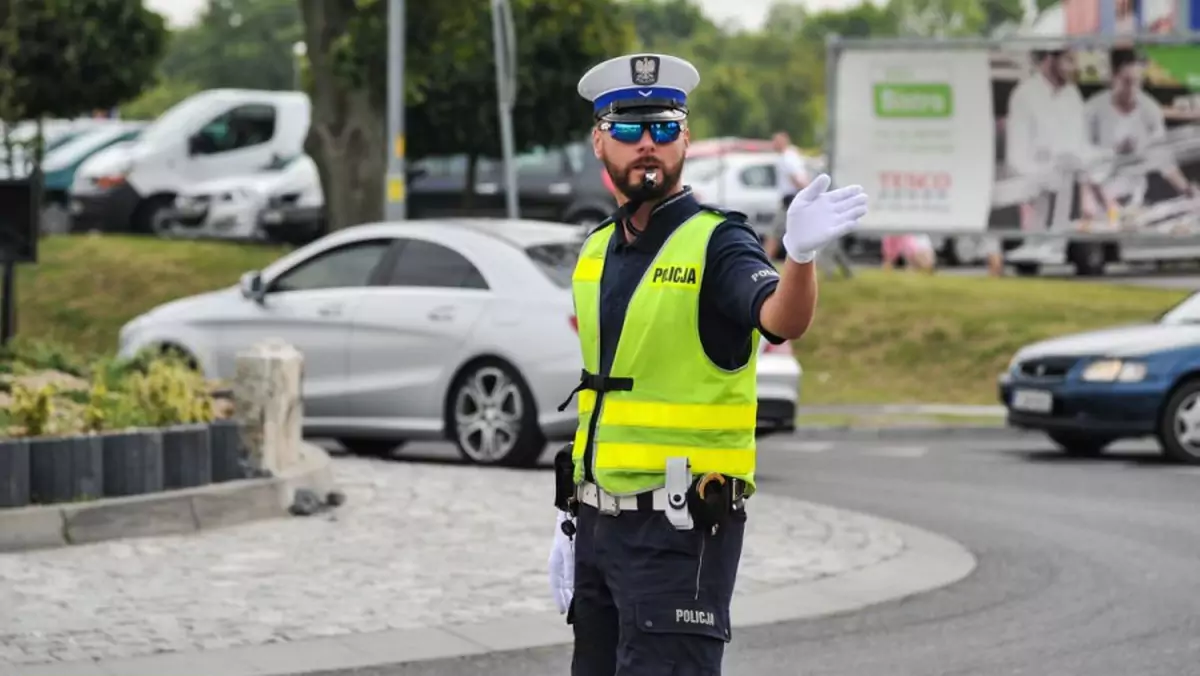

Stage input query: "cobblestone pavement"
[{"left": 0, "top": 458, "right": 905, "bottom": 666}]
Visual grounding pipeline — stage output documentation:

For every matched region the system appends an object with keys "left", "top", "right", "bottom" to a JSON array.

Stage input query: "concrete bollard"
[{"left": 231, "top": 339, "right": 305, "bottom": 476}]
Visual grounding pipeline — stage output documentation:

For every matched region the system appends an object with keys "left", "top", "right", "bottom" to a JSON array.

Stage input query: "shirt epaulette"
[{"left": 696, "top": 203, "right": 750, "bottom": 224}]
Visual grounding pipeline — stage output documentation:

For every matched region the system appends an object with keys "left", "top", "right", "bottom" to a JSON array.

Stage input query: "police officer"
[{"left": 548, "top": 53, "right": 868, "bottom": 676}]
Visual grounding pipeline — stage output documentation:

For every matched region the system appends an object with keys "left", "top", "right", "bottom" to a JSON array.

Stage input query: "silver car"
[{"left": 118, "top": 218, "right": 801, "bottom": 467}]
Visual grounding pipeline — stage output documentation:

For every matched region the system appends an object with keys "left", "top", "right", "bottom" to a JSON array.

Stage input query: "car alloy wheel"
[
  {"left": 1157, "top": 380, "right": 1200, "bottom": 465},
  {"left": 1169, "top": 390, "right": 1200, "bottom": 461},
  {"left": 453, "top": 365, "right": 526, "bottom": 463}
]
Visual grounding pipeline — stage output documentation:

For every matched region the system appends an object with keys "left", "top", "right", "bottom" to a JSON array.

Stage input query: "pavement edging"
[
  {"left": 791, "top": 424, "right": 1029, "bottom": 441},
  {"left": 0, "top": 443, "right": 334, "bottom": 554},
  {"left": 3, "top": 504, "right": 977, "bottom": 676}
]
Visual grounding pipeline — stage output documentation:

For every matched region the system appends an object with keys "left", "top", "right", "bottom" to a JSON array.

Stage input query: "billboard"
[
  {"left": 1064, "top": 0, "right": 1181, "bottom": 35},
  {"left": 829, "top": 36, "right": 1200, "bottom": 238}
]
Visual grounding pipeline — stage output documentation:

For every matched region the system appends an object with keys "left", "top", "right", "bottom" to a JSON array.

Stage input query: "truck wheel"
[
  {"left": 1069, "top": 242, "right": 1106, "bottom": 276},
  {"left": 1013, "top": 263, "right": 1041, "bottom": 276}
]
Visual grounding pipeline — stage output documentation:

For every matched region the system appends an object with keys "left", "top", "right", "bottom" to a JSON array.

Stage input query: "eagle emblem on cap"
[{"left": 631, "top": 56, "right": 660, "bottom": 86}]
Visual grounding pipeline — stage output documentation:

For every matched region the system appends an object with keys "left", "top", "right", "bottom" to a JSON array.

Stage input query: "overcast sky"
[{"left": 144, "top": 0, "right": 869, "bottom": 32}]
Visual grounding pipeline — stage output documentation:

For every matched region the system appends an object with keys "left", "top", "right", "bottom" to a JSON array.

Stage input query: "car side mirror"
[{"left": 240, "top": 270, "right": 266, "bottom": 304}]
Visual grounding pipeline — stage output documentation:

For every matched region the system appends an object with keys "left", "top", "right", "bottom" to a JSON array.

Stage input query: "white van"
[{"left": 68, "top": 89, "right": 311, "bottom": 234}]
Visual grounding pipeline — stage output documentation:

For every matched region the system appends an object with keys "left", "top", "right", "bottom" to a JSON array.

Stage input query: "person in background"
[
  {"left": 880, "top": 233, "right": 936, "bottom": 273},
  {"left": 765, "top": 130, "right": 810, "bottom": 260},
  {"left": 1083, "top": 47, "right": 1198, "bottom": 219}
]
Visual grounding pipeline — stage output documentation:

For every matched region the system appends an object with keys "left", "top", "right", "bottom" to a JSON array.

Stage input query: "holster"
[
  {"left": 686, "top": 473, "right": 734, "bottom": 530},
  {"left": 553, "top": 443, "right": 578, "bottom": 516}
]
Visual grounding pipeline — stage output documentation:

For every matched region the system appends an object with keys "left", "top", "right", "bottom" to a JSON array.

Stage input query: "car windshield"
[
  {"left": 525, "top": 242, "right": 578, "bottom": 288},
  {"left": 137, "top": 94, "right": 215, "bottom": 147},
  {"left": 1158, "top": 291, "right": 1200, "bottom": 324},
  {"left": 684, "top": 157, "right": 723, "bottom": 184},
  {"left": 42, "top": 127, "right": 138, "bottom": 171}
]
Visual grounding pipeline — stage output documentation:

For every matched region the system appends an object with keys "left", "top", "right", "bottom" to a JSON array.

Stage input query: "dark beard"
[{"left": 604, "top": 158, "right": 681, "bottom": 202}]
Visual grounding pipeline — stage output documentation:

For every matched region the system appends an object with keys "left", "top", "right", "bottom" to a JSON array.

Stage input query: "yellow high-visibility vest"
[{"left": 570, "top": 210, "right": 758, "bottom": 496}]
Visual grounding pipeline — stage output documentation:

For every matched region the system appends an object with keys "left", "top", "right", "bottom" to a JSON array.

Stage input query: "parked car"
[
  {"left": 684, "top": 151, "right": 779, "bottom": 235},
  {"left": 164, "top": 154, "right": 320, "bottom": 242},
  {"left": 408, "top": 141, "right": 616, "bottom": 226},
  {"left": 41, "top": 122, "right": 147, "bottom": 210},
  {"left": 257, "top": 190, "right": 325, "bottom": 246},
  {"left": 118, "top": 218, "right": 802, "bottom": 467},
  {"left": 757, "top": 339, "right": 801, "bottom": 434},
  {"left": 999, "top": 289, "right": 1200, "bottom": 464},
  {"left": 683, "top": 145, "right": 824, "bottom": 239}
]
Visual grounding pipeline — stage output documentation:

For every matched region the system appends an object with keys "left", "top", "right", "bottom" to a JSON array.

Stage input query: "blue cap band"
[{"left": 592, "top": 86, "right": 687, "bottom": 113}]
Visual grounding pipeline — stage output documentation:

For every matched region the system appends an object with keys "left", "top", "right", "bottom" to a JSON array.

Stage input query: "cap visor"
[{"left": 599, "top": 107, "right": 688, "bottom": 123}]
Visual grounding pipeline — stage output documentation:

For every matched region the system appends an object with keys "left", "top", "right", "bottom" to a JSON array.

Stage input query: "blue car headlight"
[{"left": 1081, "top": 358, "right": 1147, "bottom": 383}]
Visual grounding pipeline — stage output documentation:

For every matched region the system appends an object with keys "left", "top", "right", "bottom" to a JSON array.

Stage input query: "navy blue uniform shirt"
[{"left": 593, "top": 187, "right": 785, "bottom": 378}]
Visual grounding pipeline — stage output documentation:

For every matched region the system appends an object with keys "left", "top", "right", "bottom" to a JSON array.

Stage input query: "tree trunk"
[{"left": 297, "top": 0, "right": 387, "bottom": 232}]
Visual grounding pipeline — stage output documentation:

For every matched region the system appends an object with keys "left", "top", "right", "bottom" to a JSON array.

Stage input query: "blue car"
[
  {"left": 41, "top": 122, "right": 146, "bottom": 208},
  {"left": 999, "top": 290, "right": 1200, "bottom": 464}
]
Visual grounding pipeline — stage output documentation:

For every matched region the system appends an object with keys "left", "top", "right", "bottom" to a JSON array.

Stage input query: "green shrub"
[
  {"left": 10, "top": 383, "right": 56, "bottom": 437},
  {"left": 81, "top": 377, "right": 154, "bottom": 432},
  {"left": 1, "top": 338, "right": 89, "bottom": 378},
  {"left": 124, "top": 357, "right": 215, "bottom": 427}
]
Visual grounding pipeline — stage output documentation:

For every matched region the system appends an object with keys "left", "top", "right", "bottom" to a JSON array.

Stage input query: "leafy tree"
[
  {"left": 0, "top": 0, "right": 165, "bottom": 173},
  {"left": 886, "top": 0, "right": 988, "bottom": 37},
  {"left": 119, "top": 79, "right": 205, "bottom": 120},
  {"left": 160, "top": 0, "right": 304, "bottom": 92},
  {"left": 797, "top": 2, "right": 900, "bottom": 40},
  {"left": 299, "top": 0, "right": 634, "bottom": 231},
  {"left": 622, "top": 0, "right": 718, "bottom": 48},
  {"left": 0, "top": 0, "right": 167, "bottom": 123}
]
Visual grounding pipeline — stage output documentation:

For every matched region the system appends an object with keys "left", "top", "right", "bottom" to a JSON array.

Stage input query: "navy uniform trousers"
[{"left": 570, "top": 500, "right": 746, "bottom": 676}]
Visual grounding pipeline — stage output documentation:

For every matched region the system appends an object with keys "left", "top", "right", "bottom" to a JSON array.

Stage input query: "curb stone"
[
  {"left": 0, "top": 443, "right": 334, "bottom": 554},
  {"left": 791, "top": 424, "right": 1032, "bottom": 441},
  {"left": 0, "top": 508, "right": 977, "bottom": 676}
]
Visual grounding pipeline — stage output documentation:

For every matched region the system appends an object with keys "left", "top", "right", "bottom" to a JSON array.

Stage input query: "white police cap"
[{"left": 577, "top": 53, "right": 700, "bottom": 122}]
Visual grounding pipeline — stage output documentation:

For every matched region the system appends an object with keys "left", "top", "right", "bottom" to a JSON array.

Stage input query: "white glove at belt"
[
  {"left": 782, "top": 174, "right": 869, "bottom": 264},
  {"left": 548, "top": 510, "right": 575, "bottom": 614}
]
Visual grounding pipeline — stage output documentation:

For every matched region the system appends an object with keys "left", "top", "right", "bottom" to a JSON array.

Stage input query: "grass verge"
[
  {"left": 10, "top": 235, "right": 1194, "bottom": 405},
  {"left": 14, "top": 234, "right": 287, "bottom": 357},
  {"left": 793, "top": 269, "right": 1189, "bottom": 405}
]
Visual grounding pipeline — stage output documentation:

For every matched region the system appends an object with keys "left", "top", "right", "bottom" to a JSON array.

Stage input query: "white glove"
[
  {"left": 548, "top": 510, "right": 575, "bottom": 614},
  {"left": 782, "top": 174, "right": 868, "bottom": 264}
]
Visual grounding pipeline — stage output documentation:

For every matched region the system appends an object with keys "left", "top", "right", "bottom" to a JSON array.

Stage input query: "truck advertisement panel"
[{"left": 830, "top": 36, "right": 1200, "bottom": 240}]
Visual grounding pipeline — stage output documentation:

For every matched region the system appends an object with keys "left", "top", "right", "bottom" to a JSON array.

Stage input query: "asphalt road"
[{"left": 308, "top": 433, "right": 1200, "bottom": 676}]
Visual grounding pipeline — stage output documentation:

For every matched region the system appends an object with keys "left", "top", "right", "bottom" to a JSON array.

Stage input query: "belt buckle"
[{"left": 595, "top": 486, "right": 621, "bottom": 516}]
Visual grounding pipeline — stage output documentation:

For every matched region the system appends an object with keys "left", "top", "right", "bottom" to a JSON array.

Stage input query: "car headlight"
[{"left": 1081, "top": 358, "right": 1147, "bottom": 383}]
